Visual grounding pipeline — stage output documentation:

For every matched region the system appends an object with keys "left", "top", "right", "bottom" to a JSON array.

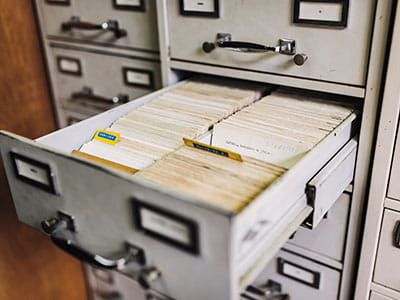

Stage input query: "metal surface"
[
  {"left": 37, "top": 0, "right": 159, "bottom": 51},
  {"left": 167, "top": 0, "right": 375, "bottom": 86}
]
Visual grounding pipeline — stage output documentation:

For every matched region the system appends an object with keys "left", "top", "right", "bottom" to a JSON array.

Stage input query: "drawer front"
[
  {"left": 62, "top": 110, "right": 90, "bottom": 127},
  {"left": 287, "top": 192, "right": 350, "bottom": 262},
  {"left": 85, "top": 265, "right": 148, "bottom": 300},
  {"left": 370, "top": 291, "right": 396, "bottom": 300},
  {"left": 49, "top": 45, "right": 161, "bottom": 116},
  {"left": 388, "top": 124, "right": 400, "bottom": 201},
  {"left": 374, "top": 209, "right": 400, "bottom": 292},
  {"left": 38, "top": 0, "right": 158, "bottom": 51},
  {"left": 167, "top": 0, "right": 374, "bottom": 86},
  {"left": 250, "top": 250, "right": 341, "bottom": 300}
]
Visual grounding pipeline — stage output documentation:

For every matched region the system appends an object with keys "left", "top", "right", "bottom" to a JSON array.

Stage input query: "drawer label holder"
[
  {"left": 94, "top": 130, "right": 120, "bottom": 145},
  {"left": 277, "top": 257, "right": 321, "bottom": 289},
  {"left": 133, "top": 200, "right": 199, "bottom": 255},
  {"left": 10, "top": 152, "right": 57, "bottom": 194},
  {"left": 183, "top": 138, "right": 243, "bottom": 161}
]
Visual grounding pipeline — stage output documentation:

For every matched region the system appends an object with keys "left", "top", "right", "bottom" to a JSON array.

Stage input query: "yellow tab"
[
  {"left": 183, "top": 138, "right": 243, "bottom": 162},
  {"left": 93, "top": 130, "right": 120, "bottom": 145}
]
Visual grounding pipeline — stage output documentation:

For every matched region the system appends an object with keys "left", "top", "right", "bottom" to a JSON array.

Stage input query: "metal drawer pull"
[
  {"left": 72, "top": 87, "right": 129, "bottom": 104},
  {"left": 41, "top": 213, "right": 145, "bottom": 269},
  {"left": 61, "top": 16, "right": 127, "bottom": 38},
  {"left": 51, "top": 233, "right": 134, "bottom": 269},
  {"left": 394, "top": 221, "right": 400, "bottom": 249},
  {"left": 203, "top": 33, "right": 296, "bottom": 55}
]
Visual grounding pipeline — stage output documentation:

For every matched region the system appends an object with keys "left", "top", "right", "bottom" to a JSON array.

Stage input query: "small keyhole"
[{"left": 30, "top": 168, "right": 38, "bottom": 174}]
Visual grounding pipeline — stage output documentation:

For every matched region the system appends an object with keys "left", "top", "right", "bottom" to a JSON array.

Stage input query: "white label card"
[
  {"left": 126, "top": 70, "right": 151, "bottom": 86},
  {"left": 15, "top": 159, "right": 51, "bottom": 187},
  {"left": 282, "top": 263, "right": 315, "bottom": 284},
  {"left": 59, "top": 58, "right": 80, "bottom": 73},
  {"left": 115, "top": 0, "right": 142, "bottom": 6},
  {"left": 299, "top": 2, "right": 343, "bottom": 22},
  {"left": 140, "top": 207, "right": 191, "bottom": 246},
  {"left": 183, "top": 0, "right": 215, "bottom": 13}
]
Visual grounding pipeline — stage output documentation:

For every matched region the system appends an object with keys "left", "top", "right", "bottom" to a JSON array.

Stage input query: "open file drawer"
[{"left": 0, "top": 82, "right": 358, "bottom": 300}]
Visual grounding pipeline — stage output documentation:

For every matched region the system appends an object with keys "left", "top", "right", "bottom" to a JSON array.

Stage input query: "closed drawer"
[
  {"left": 370, "top": 291, "right": 397, "bottom": 300},
  {"left": 247, "top": 250, "right": 341, "bottom": 300},
  {"left": 167, "top": 0, "right": 374, "bottom": 86},
  {"left": 48, "top": 44, "right": 161, "bottom": 124},
  {"left": 63, "top": 110, "right": 90, "bottom": 126},
  {"left": 0, "top": 80, "right": 358, "bottom": 300},
  {"left": 85, "top": 265, "right": 148, "bottom": 300},
  {"left": 287, "top": 192, "right": 351, "bottom": 262},
  {"left": 388, "top": 123, "right": 400, "bottom": 201},
  {"left": 37, "top": 0, "right": 158, "bottom": 51},
  {"left": 374, "top": 209, "right": 400, "bottom": 293}
]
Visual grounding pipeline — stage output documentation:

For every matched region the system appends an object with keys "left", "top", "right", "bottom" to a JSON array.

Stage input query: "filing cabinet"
[
  {"left": 48, "top": 44, "right": 161, "bottom": 127},
  {"left": 35, "top": 0, "right": 161, "bottom": 128},
  {"left": 287, "top": 192, "right": 351, "bottom": 263},
  {"left": 251, "top": 250, "right": 341, "bottom": 300},
  {"left": 355, "top": 1, "right": 400, "bottom": 299},
  {"left": 1, "top": 0, "right": 397, "bottom": 299},
  {"left": 37, "top": 0, "right": 159, "bottom": 51},
  {"left": 373, "top": 209, "right": 400, "bottom": 293}
]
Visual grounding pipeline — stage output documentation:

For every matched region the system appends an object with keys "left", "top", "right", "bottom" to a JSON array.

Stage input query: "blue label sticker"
[{"left": 98, "top": 132, "right": 117, "bottom": 141}]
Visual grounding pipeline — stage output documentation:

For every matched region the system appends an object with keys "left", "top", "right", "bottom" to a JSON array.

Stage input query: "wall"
[{"left": 0, "top": 1, "right": 88, "bottom": 299}]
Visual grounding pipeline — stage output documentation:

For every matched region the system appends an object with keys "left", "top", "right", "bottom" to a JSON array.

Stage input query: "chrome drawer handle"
[
  {"left": 41, "top": 213, "right": 145, "bottom": 269},
  {"left": 72, "top": 87, "right": 129, "bottom": 104},
  {"left": 394, "top": 221, "right": 400, "bottom": 249},
  {"left": 202, "top": 33, "right": 296, "bottom": 55},
  {"left": 61, "top": 16, "right": 127, "bottom": 38}
]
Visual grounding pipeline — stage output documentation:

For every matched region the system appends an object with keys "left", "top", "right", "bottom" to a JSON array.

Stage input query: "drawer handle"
[
  {"left": 61, "top": 16, "right": 127, "bottom": 38},
  {"left": 72, "top": 87, "right": 129, "bottom": 104},
  {"left": 394, "top": 221, "right": 400, "bottom": 249},
  {"left": 203, "top": 33, "right": 296, "bottom": 55},
  {"left": 42, "top": 214, "right": 145, "bottom": 269}
]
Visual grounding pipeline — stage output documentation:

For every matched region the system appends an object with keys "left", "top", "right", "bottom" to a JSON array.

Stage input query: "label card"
[
  {"left": 134, "top": 200, "right": 199, "bottom": 254},
  {"left": 123, "top": 67, "right": 154, "bottom": 89},
  {"left": 113, "top": 0, "right": 145, "bottom": 11},
  {"left": 183, "top": 137, "right": 243, "bottom": 161},
  {"left": 278, "top": 258, "right": 321, "bottom": 289},
  {"left": 294, "top": 0, "right": 349, "bottom": 27},
  {"left": 93, "top": 130, "right": 121, "bottom": 145},
  {"left": 10, "top": 152, "right": 57, "bottom": 194},
  {"left": 180, "top": 0, "right": 219, "bottom": 17},
  {"left": 57, "top": 56, "right": 82, "bottom": 76}
]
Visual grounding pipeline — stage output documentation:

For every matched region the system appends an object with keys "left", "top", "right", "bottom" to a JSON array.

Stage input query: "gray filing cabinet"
[
  {"left": 1, "top": 0, "right": 398, "bottom": 299},
  {"left": 354, "top": 1, "right": 400, "bottom": 299},
  {"left": 35, "top": 0, "right": 161, "bottom": 127}
]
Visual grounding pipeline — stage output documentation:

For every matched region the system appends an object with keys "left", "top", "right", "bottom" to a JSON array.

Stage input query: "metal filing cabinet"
[
  {"left": 0, "top": 0, "right": 397, "bottom": 299},
  {"left": 355, "top": 1, "right": 400, "bottom": 299},
  {"left": 35, "top": 0, "right": 161, "bottom": 127},
  {"left": 250, "top": 250, "right": 342, "bottom": 300},
  {"left": 48, "top": 44, "right": 161, "bottom": 127}
]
